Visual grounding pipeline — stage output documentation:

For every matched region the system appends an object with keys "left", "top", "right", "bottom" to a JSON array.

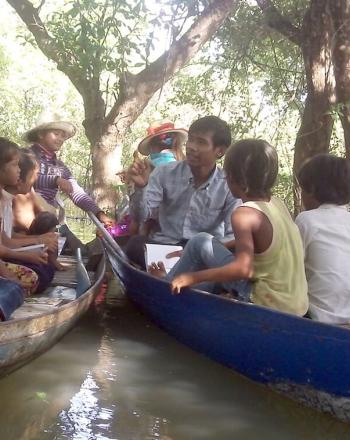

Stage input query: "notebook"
[
  {"left": 145, "top": 244, "right": 183, "bottom": 273},
  {"left": 58, "top": 236, "right": 66, "bottom": 255},
  {"left": 12, "top": 244, "right": 45, "bottom": 253}
]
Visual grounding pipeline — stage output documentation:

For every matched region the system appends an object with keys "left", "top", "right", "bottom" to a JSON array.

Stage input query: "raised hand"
[{"left": 128, "top": 158, "right": 152, "bottom": 188}]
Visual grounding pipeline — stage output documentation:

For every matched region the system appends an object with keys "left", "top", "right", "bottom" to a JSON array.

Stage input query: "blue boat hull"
[{"left": 89, "top": 213, "right": 350, "bottom": 422}]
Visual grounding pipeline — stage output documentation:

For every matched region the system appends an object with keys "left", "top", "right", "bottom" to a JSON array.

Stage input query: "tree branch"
[
  {"left": 8, "top": 0, "right": 67, "bottom": 66},
  {"left": 106, "top": 0, "right": 240, "bottom": 124},
  {"left": 8, "top": 0, "right": 240, "bottom": 139},
  {"left": 7, "top": 0, "right": 106, "bottom": 132},
  {"left": 255, "top": 0, "right": 302, "bottom": 46},
  {"left": 7, "top": 0, "right": 90, "bottom": 94}
]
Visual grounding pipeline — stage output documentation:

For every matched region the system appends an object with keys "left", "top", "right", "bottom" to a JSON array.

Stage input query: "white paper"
[
  {"left": 12, "top": 243, "right": 45, "bottom": 253},
  {"left": 58, "top": 236, "right": 66, "bottom": 255},
  {"left": 145, "top": 244, "right": 183, "bottom": 273}
]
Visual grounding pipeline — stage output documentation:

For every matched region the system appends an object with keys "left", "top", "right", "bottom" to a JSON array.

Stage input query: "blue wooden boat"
[
  {"left": 0, "top": 250, "right": 105, "bottom": 377},
  {"left": 90, "top": 213, "right": 350, "bottom": 422}
]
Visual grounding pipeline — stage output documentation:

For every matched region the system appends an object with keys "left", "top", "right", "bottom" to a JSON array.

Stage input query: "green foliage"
[
  {"left": 273, "top": 171, "right": 294, "bottom": 212},
  {"left": 46, "top": 0, "right": 148, "bottom": 78},
  {"left": 37, "top": 0, "right": 209, "bottom": 109},
  {"left": 3, "top": 0, "right": 346, "bottom": 215},
  {"left": 35, "top": 391, "right": 48, "bottom": 403}
]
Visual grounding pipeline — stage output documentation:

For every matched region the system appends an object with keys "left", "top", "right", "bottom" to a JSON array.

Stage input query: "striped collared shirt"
[
  {"left": 131, "top": 160, "right": 241, "bottom": 244},
  {"left": 30, "top": 144, "right": 101, "bottom": 215}
]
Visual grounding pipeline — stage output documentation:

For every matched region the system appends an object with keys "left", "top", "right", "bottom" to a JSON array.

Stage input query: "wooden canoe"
[
  {"left": 89, "top": 213, "right": 350, "bottom": 423},
  {"left": 0, "top": 247, "right": 105, "bottom": 377}
]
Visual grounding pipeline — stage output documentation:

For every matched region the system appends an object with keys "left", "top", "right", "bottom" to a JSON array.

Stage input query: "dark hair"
[
  {"left": 298, "top": 154, "right": 350, "bottom": 205},
  {"left": 28, "top": 212, "right": 59, "bottom": 235},
  {"left": 27, "top": 131, "right": 39, "bottom": 143},
  {"left": 19, "top": 149, "right": 39, "bottom": 181},
  {"left": 224, "top": 139, "right": 278, "bottom": 197},
  {"left": 26, "top": 129, "right": 48, "bottom": 143},
  {"left": 189, "top": 116, "right": 232, "bottom": 149},
  {"left": 0, "top": 137, "right": 20, "bottom": 168}
]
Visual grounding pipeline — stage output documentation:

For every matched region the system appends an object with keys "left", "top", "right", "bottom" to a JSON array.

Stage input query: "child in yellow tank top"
[{"left": 157, "top": 139, "right": 308, "bottom": 316}]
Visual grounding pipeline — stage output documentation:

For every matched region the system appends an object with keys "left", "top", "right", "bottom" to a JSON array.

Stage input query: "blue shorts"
[{"left": 0, "top": 278, "right": 24, "bottom": 320}]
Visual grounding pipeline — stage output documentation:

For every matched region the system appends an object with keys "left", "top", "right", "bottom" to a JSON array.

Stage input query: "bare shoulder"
[
  {"left": 232, "top": 206, "right": 264, "bottom": 229},
  {"left": 233, "top": 206, "right": 273, "bottom": 253}
]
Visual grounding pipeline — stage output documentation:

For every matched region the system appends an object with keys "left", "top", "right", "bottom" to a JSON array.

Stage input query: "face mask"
[{"left": 150, "top": 152, "right": 176, "bottom": 167}]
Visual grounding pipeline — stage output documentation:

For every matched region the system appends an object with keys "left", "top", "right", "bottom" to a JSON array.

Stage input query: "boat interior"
[{"left": 10, "top": 255, "right": 94, "bottom": 320}]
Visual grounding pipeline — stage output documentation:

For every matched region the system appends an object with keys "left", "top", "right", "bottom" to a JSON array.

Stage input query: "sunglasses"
[{"left": 153, "top": 133, "right": 176, "bottom": 147}]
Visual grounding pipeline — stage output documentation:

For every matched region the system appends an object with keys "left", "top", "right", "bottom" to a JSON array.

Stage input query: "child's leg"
[
  {"left": 0, "top": 277, "right": 24, "bottom": 320},
  {"left": 166, "top": 232, "right": 234, "bottom": 276},
  {"left": 4, "top": 262, "right": 39, "bottom": 296},
  {"left": 166, "top": 232, "right": 251, "bottom": 299}
]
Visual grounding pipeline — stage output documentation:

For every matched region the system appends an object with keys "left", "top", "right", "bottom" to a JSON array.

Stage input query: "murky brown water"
[{"left": 0, "top": 286, "right": 349, "bottom": 439}]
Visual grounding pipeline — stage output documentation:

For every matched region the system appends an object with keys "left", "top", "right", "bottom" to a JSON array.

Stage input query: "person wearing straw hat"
[
  {"left": 137, "top": 121, "right": 187, "bottom": 166},
  {"left": 117, "top": 121, "right": 188, "bottom": 237},
  {"left": 23, "top": 111, "right": 114, "bottom": 228}
]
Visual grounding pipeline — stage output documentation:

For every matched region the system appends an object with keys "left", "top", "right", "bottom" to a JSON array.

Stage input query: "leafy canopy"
[{"left": 27, "top": 0, "right": 211, "bottom": 103}]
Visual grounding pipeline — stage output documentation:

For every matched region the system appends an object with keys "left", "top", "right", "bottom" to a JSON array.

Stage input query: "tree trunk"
[
  {"left": 83, "top": 80, "right": 167, "bottom": 209},
  {"left": 7, "top": 0, "right": 239, "bottom": 212},
  {"left": 292, "top": 0, "right": 336, "bottom": 214},
  {"left": 330, "top": 0, "right": 350, "bottom": 158},
  {"left": 90, "top": 131, "right": 123, "bottom": 211}
]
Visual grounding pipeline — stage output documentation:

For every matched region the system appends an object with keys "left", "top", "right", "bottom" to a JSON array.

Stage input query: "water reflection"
[
  {"left": 0, "top": 297, "right": 349, "bottom": 440},
  {"left": 59, "top": 373, "right": 114, "bottom": 440},
  {"left": 0, "top": 308, "right": 104, "bottom": 439}
]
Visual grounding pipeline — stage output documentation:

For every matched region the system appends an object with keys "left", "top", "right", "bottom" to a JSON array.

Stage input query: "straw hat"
[
  {"left": 22, "top": 110, "right": 77, "bottom": 143},
  {"left": 137, "top": 121, "right": 188, "bottom": 156}
]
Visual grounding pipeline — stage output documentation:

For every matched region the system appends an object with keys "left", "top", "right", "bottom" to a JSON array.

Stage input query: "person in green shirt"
[{"left": 150, "top": 139, "right": 308, "bottom": 316}]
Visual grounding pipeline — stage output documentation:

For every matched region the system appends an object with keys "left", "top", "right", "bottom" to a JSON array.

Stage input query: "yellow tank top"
[{"left": 243, "top": 196, "right": 308, "bottom": 316}]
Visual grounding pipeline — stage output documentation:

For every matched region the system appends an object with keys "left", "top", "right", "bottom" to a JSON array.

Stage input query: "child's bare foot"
[
  {"left": 54, "top": 260, "right": 68, "bottom": 271},
  {"left": 148, "top": 261, "right": 167, "bottom": 278}
]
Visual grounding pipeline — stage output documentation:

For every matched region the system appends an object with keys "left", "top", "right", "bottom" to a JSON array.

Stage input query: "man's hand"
[
  {"left": 128, "top": 158, "right": 152, "bottom": 188},
  {"left": 171, "top": 272, "right": 198, "bottom": 294},
  {"left": 97, "top": 212, "right": 115, "bottom": 228},
  {"left": 57, "top": 177, "right": 73, "bottom": 195}
]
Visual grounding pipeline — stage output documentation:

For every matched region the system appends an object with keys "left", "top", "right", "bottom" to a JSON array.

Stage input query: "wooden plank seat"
[{"left": 10, "top": 255, "right": 93, "bottom": 320}]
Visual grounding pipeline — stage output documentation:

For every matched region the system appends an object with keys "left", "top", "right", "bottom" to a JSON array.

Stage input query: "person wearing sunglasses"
[
  {"left": 113, "top": 122, "right": 188, "bottom": 238},
  {"left": 137, "top": 122, "right": 187, "bottom": 167}
]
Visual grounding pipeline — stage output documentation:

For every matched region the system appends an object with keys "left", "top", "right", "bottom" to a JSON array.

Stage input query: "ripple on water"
[{"left": 0, "top": 301, "right": 348, "bottom": 440}]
